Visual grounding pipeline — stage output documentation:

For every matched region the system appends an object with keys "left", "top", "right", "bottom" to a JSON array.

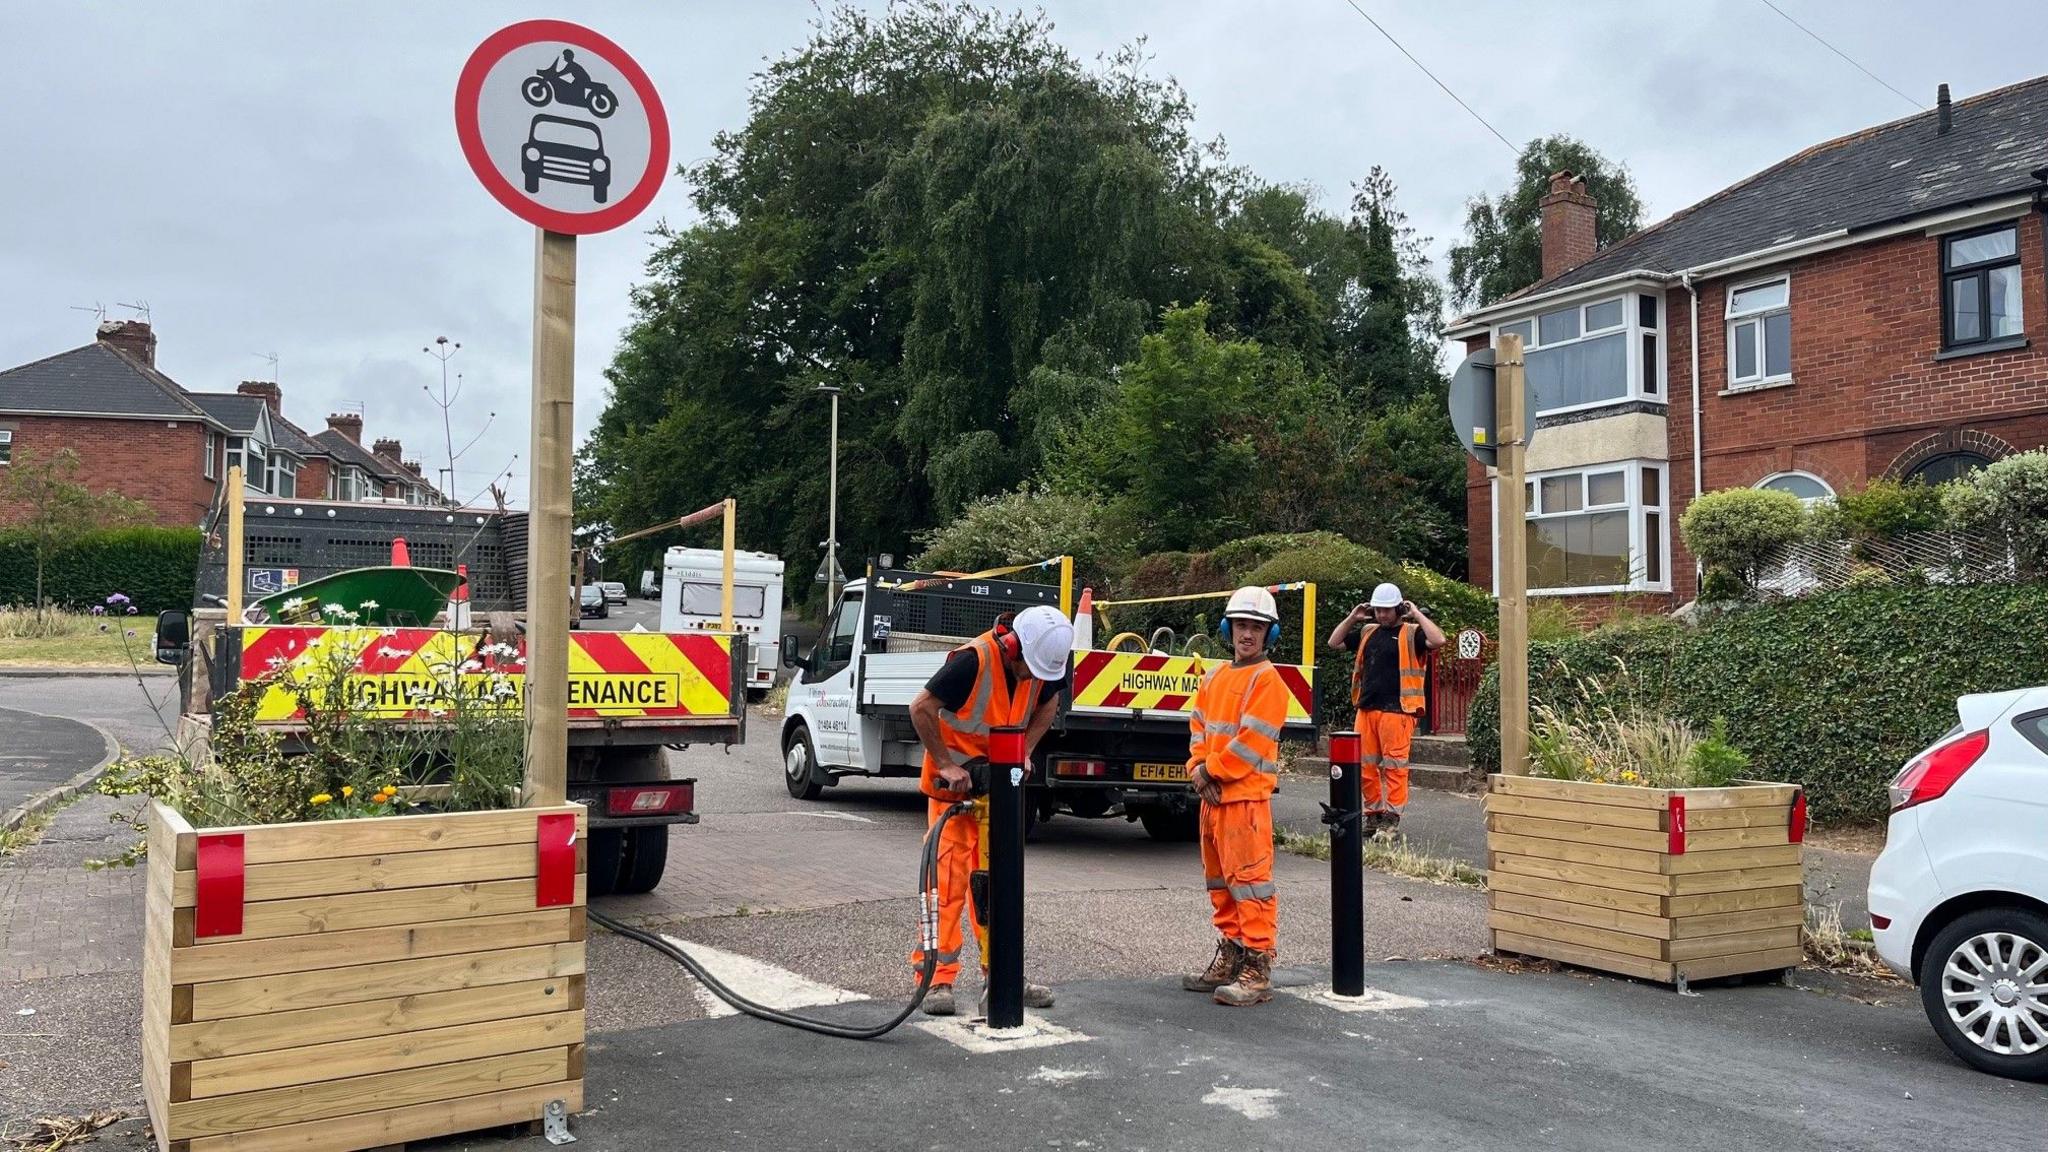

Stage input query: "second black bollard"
[
  {"left": 1327, "top": 730, "right": 1365, "bottom": 996},
  {"left": 985, "top": 725, "right": 1028, "bottom": 1028}
]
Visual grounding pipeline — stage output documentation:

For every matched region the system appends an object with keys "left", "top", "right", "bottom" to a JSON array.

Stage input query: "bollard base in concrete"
[
  {"left": 912, "top": 1012, "right": 1090, "bottom": 1053},
  {"left": 1279, "top": 984, "right": 1429, "bottom": 1014}
]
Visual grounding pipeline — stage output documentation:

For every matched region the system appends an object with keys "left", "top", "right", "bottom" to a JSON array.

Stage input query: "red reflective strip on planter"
[
  {"left": 195, "top": 833, "right": 245, "bottom": 938},
  {"left": 1328, "top": 731, "right": 1362, "bottom": 766},
  {"left": 536, "top": 813, "right": 577, "bottom": 907},
  {"left": 1667, "top": 795, "right": 1687, "bottom": 856},
  {"left": 1789, "top": 792, "right": 1808, "bottom": 844}
]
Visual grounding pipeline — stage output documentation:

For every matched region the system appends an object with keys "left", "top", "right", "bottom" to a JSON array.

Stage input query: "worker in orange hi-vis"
[
  {"left": 1182, "top": 586, "right": 1293, "bottom": 1007},
  {"left": 1327, "top": 582, "right": 1445, "bottom": 837},
  {"left": 906, "top": 604, "right": 1073, "bottom": 1018}
]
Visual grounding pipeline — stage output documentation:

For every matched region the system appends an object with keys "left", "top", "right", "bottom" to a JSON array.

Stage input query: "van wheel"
[
  {"left": 615, "top": 827, "right": 669, "bottom": 895},
  {"left": 784, "top": 726, "right": 825, "bottom": 800},
  {"left": 1920, "top": 907, "right": 2048, "bottom": 1081},
  {"left": 1139, "top": 807, "right": 1200, "bottom": 843},
  {"left": 586, "top": 829, "right": 624, "bottom": 898}
]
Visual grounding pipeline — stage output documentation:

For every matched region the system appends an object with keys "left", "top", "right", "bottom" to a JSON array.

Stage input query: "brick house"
[
  {"left": 1446, "top": 78, "right": 2048, "bottom": 612},
  {"left": 0, "top": 320, "right": 446, "bottom": 528}
]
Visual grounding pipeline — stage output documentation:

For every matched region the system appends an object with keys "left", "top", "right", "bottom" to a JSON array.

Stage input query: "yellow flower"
[
  {"left": 310, "top": 793, "right": 333, "bottom": 806},
  {"left": 1620, "top": 770, "right": 1640, "bottom": 784},
  {"left": 341, "top": 785, "right": 355, "bottom": 798}
]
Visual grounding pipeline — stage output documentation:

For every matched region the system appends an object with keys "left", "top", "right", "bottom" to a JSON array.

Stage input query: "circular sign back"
[
  {"left": 1456, "top": 628, "right": 1486, "bottom": 661},
  {"left": 455, "top": 20, "right": 670, "bottom": 235}
]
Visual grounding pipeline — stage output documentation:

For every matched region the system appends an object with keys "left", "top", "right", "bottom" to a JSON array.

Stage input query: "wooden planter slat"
[
  {"left": 172, "top": 976, "right": 583, "bottom": 1062},
  {"left": 208, "top": 875, "right": 589, "bottom": 942},
  {"left": 1486, "top": 775, "right": 1806, "bottom": 989},
  {"left": 145, "top": 801, "right": 586, "bottom": 1152}
]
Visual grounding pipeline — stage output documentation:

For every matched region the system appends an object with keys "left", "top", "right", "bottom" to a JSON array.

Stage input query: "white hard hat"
[
  {"left": 1370, "top": 582, "right": 1404, "bottom": 609},
  {"left": 1012, "top": 605, "right": 1076, "bottom": 681},
  {"left": 1222, "top": 585, "right": 1280, "bottom": 625}
]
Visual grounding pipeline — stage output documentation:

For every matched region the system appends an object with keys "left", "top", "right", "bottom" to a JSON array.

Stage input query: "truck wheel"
[
  {"left": 1139, "top": 808, "right": 1201, "bottom": 843},
  {"left": 615, "top": 826, "right": 669, "bottom": 895},
  {"left": 586, "top": 829, "right": 625, "bottom": 898},
  {"left": 784, "top": 726, "right": 825, "bottom": 800}
]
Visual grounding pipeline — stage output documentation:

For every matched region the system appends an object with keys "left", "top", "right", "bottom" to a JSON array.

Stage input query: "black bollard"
[
  {"left": 986, "top": 725, "right": 1028, "bottom": 1028},
  {"left": 1327, "top": 730, "right": 1365, "bottom": 996}
]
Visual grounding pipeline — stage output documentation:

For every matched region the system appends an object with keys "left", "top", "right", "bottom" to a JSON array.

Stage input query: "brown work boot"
[
  {"left": 1213, "top": 948, "right": 1274, "bottom": 1006},
  {"left": 922, "top": 984, "right": 956, "bottom": 1017},
  {"left": 977, "top": 980, "right": 1055, "bottom": 1017},
  {"left": 1375, "top": 812, "right": 1402, "bottom": 839},
  {"left": 1182, "top": 937, "right": 1245, "bottom": 992}
]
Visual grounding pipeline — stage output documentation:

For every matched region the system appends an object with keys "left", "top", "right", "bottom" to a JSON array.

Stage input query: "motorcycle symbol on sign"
[{"left": 522, "top": 49, "right": 618, "bottom": 118}]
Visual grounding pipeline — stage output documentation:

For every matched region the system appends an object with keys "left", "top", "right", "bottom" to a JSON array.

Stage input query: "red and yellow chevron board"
[
  {"left": 233, "top": 626, "right": 735, "bottom": 724},
  {"left": 1068, "top": 651, "right": 1315, "bottom": 723}
]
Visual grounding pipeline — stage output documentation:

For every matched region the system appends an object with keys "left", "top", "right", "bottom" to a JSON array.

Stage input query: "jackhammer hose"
[{"left": 585, "top": 800, "right": 970, "bottom": 1040}]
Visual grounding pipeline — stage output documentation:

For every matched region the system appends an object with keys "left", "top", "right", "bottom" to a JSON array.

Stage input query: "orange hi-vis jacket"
[
  {"left": 1352, "top": 622, "right": 1426, "bottom": 716},
  {"left": 1186, "top": 658, "right": 1290, "bottom": 805},
  {"left": 919, "top": 631, "right": 1042, "bottom": 801}
]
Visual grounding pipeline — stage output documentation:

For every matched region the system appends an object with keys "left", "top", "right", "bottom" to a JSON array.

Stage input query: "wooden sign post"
[
  {"left": 1493, "top": 333, "right": 1531, "bottom": 776},
  {"left": 525, "top": 230, "right": 576, "bottom": 806},
  {"left": 224, "top": 465, "right": 245, "bottom": 623}
]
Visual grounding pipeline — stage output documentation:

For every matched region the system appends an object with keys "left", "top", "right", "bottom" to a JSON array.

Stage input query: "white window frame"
[
  {"left": 1754, "top": 470, "right": 1834, "bottom": 506},
  {"left": 203, "top": 430, "right": 218, "bottom": 479},
  {"left": 226, "top": 436, "right": 245, "bottom": 480},
  {"left": 1490, "top": 292, "right": 1664, "bottom": 418},
  {"left": 272, "top": 455, "right": 298, "bottom": 499},
  {"left": 0, "top": 429, "right": 13, "bottom": 465},
  {"left": 1726, "top": 274, "right": 1792, "bottom": 390},
  {"left": 1491, "top": 459, "right": 1671, "bottom": 596}
]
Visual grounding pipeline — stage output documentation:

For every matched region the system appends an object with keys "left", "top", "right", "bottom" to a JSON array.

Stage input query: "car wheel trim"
[
  {"left": 1940, "top": 931, "right": 2048, "bottom": 1056},
  {"left": 786, "top": 739, "right": 809, "bottom": 783}
]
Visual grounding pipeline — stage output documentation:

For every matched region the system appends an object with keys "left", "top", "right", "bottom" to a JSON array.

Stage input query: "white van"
[{"left": 660, "top": 547, "right": 785, "bottom": 700}]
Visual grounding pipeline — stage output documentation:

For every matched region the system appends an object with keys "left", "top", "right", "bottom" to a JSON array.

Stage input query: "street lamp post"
[{"left": 817, "top": 383, "right": 841, "bottom": 608}]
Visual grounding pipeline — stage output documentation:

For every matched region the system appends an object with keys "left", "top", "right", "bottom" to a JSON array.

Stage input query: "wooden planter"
[
  {"left": 1484, "top": 775, "right": 1806, "bottom": 989},
  {"left": 143, "top": 800, "right": 587, "bottom": 1152}
]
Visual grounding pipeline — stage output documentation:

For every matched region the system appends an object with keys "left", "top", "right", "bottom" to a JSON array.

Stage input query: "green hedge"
[
  {"left": 1467, "top": 584, "right": 2048, "bottom": 824},
  {"left": 0, "top": 527, "right": 201, "bottom": 615}
]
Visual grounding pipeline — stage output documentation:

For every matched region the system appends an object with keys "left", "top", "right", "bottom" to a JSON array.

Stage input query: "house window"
[
  {"left": 1727, "top": 277, "right": 1791, "bottom": 387},
  {"left": 272, "top": 455, "right": 297, "bottom": 499},
  {"left": 226, "top": 437, "right": 245, "bottom": 479},
  {"left": 1909, "top": 452, "right": 1993, "bottom": 486},
  {"left": 1756, "top": 471, "right": 1834, "bottom": 504},
  {"left": 1942, "top": 225, "right": 2023, "bottom": 349},
  {"left": 1495, "top": 461, "right": 1669, "bottom": 594},
  {"left": 1494, "top": 295, "right": 1650, "bottom": 415},
  {"left": 0, "top": 429, "right": 12, "bottom": 465},
  {"left": 204, "top": 431, "right": 219, "bottom": 479}
]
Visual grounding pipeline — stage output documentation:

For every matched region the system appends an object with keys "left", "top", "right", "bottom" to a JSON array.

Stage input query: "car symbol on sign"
[{"left": 521, "top": 115, "right": 610, "bottom": 203}]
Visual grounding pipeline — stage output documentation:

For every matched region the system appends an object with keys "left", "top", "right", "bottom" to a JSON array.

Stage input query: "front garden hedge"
[{"left": 0, "top": 526, "right": 200, "bottom": 614}]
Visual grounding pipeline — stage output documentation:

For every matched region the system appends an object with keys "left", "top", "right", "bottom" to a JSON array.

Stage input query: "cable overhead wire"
[
  {"left": 1757, "top": 0, "right": 1924, "bottom": 112},
  {"left": 1338, "top": 0, "right": 1520, "bottom": 157}
]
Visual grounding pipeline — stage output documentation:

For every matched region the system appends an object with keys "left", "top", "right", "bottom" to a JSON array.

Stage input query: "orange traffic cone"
[
  {"left": 1073, "top": 587, "right": 1095, "bottom": 651},
  {"left": 390, "top": 537, "right": 411, "bottom": 567}
]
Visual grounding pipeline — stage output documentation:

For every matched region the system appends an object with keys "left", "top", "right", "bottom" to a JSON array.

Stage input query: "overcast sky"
[{"left": 4, "top": 1, "right": 2013, "bottom": 508}]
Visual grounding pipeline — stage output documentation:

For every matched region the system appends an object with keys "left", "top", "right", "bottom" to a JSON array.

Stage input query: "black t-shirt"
[
  {"left": 1343, "top": 623, "right": 1428, "bottom": 712},
  {"left": 924, "top": 646, "right": 1070, "bottom": 712}
]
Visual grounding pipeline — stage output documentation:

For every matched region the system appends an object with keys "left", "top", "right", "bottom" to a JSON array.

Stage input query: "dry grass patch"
[{"left": 1275, "top": 827, "right": 1486, "bottom": 889}]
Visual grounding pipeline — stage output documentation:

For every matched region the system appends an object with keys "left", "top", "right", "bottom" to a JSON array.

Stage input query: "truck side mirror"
[
  {"left": 779, "top": 633, "right": 801, "bottom": 669},
  {"left": 154, "top": 610, "right": 190, "bottom": 666}
]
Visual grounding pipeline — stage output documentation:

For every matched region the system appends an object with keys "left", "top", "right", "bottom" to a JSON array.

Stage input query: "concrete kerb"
[
  {"left": 0, "top": 665, "right": 173, "bottom": 678},
  {"left": 0, "top": 707, "right": 122, "bottom": 834}
]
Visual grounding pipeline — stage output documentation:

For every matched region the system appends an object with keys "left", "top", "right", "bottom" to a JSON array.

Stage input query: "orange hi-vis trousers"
[
  {"left": 909, "top": 797, "right": 983, "bottom": 986},
  {"left": 1356, "top": 708, "right": 1417, "bottom": 814},
  {"left": 1201, "top": 799, "right": 1276, "bottom": 954}
]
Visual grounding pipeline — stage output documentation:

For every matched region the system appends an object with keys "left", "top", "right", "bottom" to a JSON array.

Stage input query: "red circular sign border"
[{"left": 455, "top": 19, "right": 671, "bottom": 235}]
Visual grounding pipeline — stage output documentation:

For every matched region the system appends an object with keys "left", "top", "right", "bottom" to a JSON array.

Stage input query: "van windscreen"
[{"left": 682, "top": 582, "right": 765, "bottom": 618}]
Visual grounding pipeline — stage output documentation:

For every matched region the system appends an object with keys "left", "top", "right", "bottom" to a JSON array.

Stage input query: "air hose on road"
[{"left": 585, "top": 798, "right": 971, "bottom": 1040}]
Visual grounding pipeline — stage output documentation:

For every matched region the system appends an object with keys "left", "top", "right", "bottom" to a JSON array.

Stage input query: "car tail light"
[
  {"left": 607, "top": 783, "right": 694, "bottom": 817},
  {"left": 1054, "top": 759, "right": 1107, "bottom": 778},
  {"left": 1888, "top": 729, "right": 1989, "bottom": 811},
  {"left": 1870, "top": 914, "right": 1892, "bottom": 930}
]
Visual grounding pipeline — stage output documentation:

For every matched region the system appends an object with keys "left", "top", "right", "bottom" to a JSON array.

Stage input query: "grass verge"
[
  {"left": 0, "top": 808, "right": 57, "bottom": 856},
  {"left": 1274, "top": 827, "right": 1486, "bottom": 889}
]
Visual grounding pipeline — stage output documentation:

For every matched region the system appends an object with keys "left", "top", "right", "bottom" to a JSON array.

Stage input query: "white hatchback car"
[{"left": 1869, "top": 685, "right": 2048, "bottom": 1080}]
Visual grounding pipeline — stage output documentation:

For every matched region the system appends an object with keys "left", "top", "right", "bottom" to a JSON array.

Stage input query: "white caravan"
[{"left": 661, "top": 546, "right": 785, "bottom": 699}]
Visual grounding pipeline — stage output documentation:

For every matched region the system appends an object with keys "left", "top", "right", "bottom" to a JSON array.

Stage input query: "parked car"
[
  {"left": 1869, "top": 685, "right": 2048, "bottom": 1081},
  {"left": 579, "top": 584, "right": 609, "bottom": 620},
  {"left": 601, "top": 581, "right": 628, "bottom": 606}
]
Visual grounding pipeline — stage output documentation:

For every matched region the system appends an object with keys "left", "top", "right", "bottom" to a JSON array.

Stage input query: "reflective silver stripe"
[
  {"left": 1205, "top": 721, "right": 1239, "bottom": 738},
  {"left": 1205, "top": 876, "right": 1228, "bottom": 890},
  {"left": 1226, "top": 736, "right": 1279, "bottom": 775},
  {"left": 939, "top": 711, "right": 989, "bottom": 737},
  {"left": 1361, "top": 753, "right": 1386, "bottom": 767},
  {"left": 935, "top": 949, "right": 961, "bottom": 964},
  {"left": 1241, "top": 715, "right": 1282, "bottom": 740},
  {"left": 1189, "top": 709, "right": 1206, "bottom": 726},
  {"left": 1384, "top": 759, "right": 1410, "bottom": 770},
  {"left": 1227, "top": 881, "right": 1277, "bottom": 901}
]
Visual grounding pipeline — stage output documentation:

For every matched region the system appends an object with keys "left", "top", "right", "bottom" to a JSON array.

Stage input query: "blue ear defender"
[{"left": 1218, "top": 617, "right": 1282, "bottom": 648}]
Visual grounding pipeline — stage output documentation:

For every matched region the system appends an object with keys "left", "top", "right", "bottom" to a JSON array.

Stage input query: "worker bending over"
[
  {"left": 1183, "top": 586, "right": 1292, "bottom": 1006},
  {"left": 907, "top": 604, "right": 1073, "bottom": 1017},
  {"left": 1327, "top": 582, "right": 1444, "bottom": 835}
]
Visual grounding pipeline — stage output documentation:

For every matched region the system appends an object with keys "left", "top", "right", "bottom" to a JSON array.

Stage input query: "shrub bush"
[
  {"left": 1829, "top": 476, "right": 1944, "bottom": 549},
  {"left": 1468, "top": 583, "right": 2048, "bottom": 824},
  {"left": 913, "top": 488, "right": 1127, "bottom": 592},
  {"left": 1948, "top": 450, "right": 2048, "bottom": 578},
  {"left": 0, "top": 526, "right": 200, "bottom": 615},
  {"left": 1208, "top": 532, "right": 1349, "bottom": 584},
  {"left": 1679, "top": 487, "right": 1806, "bottom": 588}
]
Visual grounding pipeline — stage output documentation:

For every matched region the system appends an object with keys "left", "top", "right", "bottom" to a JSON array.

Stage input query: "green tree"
[
  {"left": 1447, "top": 135, "right": 1645, "bottom": 309},
  {"left": 1, "top": 447, "right": 150, "bottom": 609}
]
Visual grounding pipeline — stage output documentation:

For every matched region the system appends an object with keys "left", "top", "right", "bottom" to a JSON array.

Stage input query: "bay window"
[
  {"left": 1495, "top": 461, "right": 1668, "bottom": 594},
  {"left": 1727, "top": 277, "right": 1791, "bottom": 387},
  {"left": 1494, "top": 292, "right": 1662, "bottom": 415}
]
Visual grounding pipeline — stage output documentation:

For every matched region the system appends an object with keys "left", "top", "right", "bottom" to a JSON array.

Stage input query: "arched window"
[
  {"left": 1755, "top": 471, "right": 1834, "bottom": 504},
  {"left": 1908, "top": 452, "right": 1992, "bottom": 486}
]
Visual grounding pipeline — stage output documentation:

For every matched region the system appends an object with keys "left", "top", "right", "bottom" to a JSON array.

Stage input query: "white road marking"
[
  {"left": 1029, "top": 1065, "right": 1101, "bottom": 1084},
  {"left": 1203, "top": 1085, "right": 1284, "bottom": 1120},
  {"left": 1279, "top": 984, "right": 1428, "bottom": 1013},
  {"left": 913, "top": 1012, "right": 1091, "bottom": 1053},
  {"left": 656, "top": 935, "right": 870, "bottom": 1019},
  {"left": 787, "top": 811, "right": 875, "bottom": 824}
]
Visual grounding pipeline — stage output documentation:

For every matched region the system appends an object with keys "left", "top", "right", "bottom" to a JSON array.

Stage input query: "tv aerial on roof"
[{"left": 116, "top": 300, "right": 151, "bottom": 322}]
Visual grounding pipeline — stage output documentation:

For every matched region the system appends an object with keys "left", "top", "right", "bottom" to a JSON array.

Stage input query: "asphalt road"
[{"left": 0, "top": 708, "right": 110, "bottom": 817}]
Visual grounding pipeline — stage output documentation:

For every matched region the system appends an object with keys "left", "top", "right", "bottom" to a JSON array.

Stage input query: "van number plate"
[{"left": 1134, "top": 762, "right": 1190, "bottom": 782}]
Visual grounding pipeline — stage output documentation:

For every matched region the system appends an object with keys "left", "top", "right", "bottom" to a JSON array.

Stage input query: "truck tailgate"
[
  {"left": 1068, "top": 650, "right": 1317, "bottom": 733},
  {"left": 858, "top": 651, "right": 951, "bottom": 710}
]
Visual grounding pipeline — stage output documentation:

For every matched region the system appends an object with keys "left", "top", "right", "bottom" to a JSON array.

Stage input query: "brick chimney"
[
  {"left": 402, "top": 460, "right": 424, "bottom": 477},
  {"left": 1539, "top": 170, "right": 1599, "bottom": 281},
  {"left": 372, "top": 437, "right": 403, "bottom": 464},
  {"left": 325, "top": 413, "right": 363, "bottom": 443},
  {"left": 236, "top": 380, "right": 282, "bottom": 414},
  {"left": 96, "top": 319, "right": 157, "bottom": 368}
]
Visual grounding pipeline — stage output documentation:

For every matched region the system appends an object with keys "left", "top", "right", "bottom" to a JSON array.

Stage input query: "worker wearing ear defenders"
[
  {"left": 906, "top": 604, "right": 1073, "bottom": 1016},
  {"left": 1327, "top": 582, "right": 1446, "bottom": 836},
  {"left": 1183, "top": 585, "right": 1291, "bottom": 1006}
]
